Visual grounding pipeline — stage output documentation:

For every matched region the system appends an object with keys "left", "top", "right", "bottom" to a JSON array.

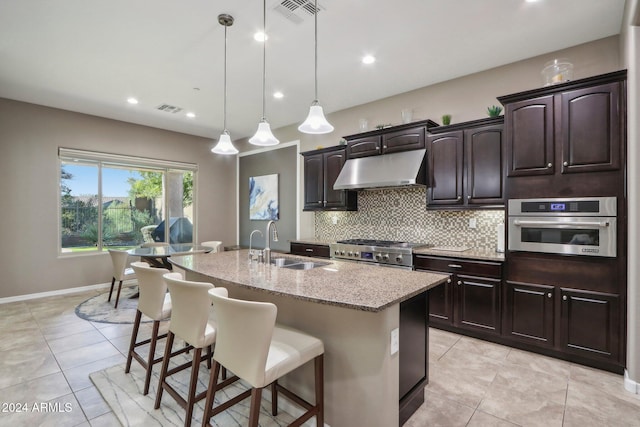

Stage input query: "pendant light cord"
[
  {"left": 261, "top": 0, "right": 267, "bottom": 120},
  {"left": 223, "top": 22, "right": 228, "bottom": 132},
  {"left": 314, "top": 0, "right": 318, "bottom": 103}
]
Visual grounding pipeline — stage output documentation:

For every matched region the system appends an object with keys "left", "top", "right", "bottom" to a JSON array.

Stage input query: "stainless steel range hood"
[{"left": 333, "top": 149, "right": 427, "bottom": 190}]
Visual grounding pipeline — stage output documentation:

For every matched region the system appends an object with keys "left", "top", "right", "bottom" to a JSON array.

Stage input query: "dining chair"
[
  {"left": 126, "top": 262, "right": 174, "bottom": 395},
  {"left": 155, "top": 273, "right": 235, "bottom": 427},
  {"left": 107, "top": 249, "right": 136, "bottom": 308},
  {"left": 200, "top": 241, "right": 223, "bottom": 253},
  {"left": 201, "top": 291, "right": 324, "bottom": 427}
]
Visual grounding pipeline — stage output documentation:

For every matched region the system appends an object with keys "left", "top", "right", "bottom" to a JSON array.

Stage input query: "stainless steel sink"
[{"left": 271, "top": 257, "right": 330, "bottom": 270}]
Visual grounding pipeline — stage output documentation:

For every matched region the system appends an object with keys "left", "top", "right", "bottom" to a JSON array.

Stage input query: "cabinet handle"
[
  {"left": 563, "top": 161, "right": 568, "bottom": 166},
  {"left": 383, "top": 145, "right": 387, "bottom": 149},
  {"left": 457, "top": 280, "right": 462, "bottom": 286},
  {"left": 547, "top": 293, "right": 552, "bottom": 298},
  {"left": 456, "top": 196, "right": 462, "bottom": 201},
  {"left": 446, "top": 278, "right": 452, "bottom": 284},
  {"left": 447, "top": 264, "right": 462, "bottom": 268},
  {"left": 547, "top": 163, "right": 552, "bottom": 168},
  {"left": 467, "top": 195, "right": 471, "bottom": 200},
  {"left": 563, "top": 295, "right": 568, "bottom": 301},
  {"left": 305, "top": 248, "right": 314, "bottom": 252}
]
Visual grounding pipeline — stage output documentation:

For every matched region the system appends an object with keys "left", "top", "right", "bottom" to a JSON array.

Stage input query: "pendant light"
[
  {"left": 298, "top": 0, "right": 334, "bottom": 134},
  {"left": 249, "top": 0, "right": 279, "bottom": 146},
  {"left": 211, "top": 14, "right": 239, "bottom": 155}
]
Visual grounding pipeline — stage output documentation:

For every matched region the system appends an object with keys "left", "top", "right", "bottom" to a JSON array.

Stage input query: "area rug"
[
  {"left": 75, "top": 285, "right": 147, "bottom": 324},
  {"left": 90, "top": 355, "right": 299, "bottom": 426}
]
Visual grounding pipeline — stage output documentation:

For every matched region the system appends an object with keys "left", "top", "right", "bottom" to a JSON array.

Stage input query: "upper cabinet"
[
  {"left": 344, "top": 119, "right": 437, "bottom": 159},
  {"left": 499, "top": 70, "right": 625, "bottom": 183},
  {"left": 427, "top": 117, "right": 504, "bottom": 209},
  {"left": 301, "top": 146, "right": 357, "bottom": 211}
]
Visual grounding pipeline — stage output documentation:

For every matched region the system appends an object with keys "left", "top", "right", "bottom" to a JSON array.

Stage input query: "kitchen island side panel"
[{"left": 186, "top": 270, "right": 401, "bottom": 427}]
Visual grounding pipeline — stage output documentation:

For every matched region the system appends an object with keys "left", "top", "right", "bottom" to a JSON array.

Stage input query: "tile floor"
[{"left": 1, "top": 288, "right": 639, "bottom": 426}]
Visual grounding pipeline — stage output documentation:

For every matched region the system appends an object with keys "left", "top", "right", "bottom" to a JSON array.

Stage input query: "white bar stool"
[
  {"left": 154, "top": 273, "right": 234, "bottom": 427},
  {"left": 202, "top": 289, "right": 324, "bottom": 427},
  {"left": 126, "top": 262, "right": 176, "bottom": 395}
]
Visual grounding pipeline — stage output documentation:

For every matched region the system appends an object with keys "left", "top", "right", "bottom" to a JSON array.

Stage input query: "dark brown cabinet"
[
  {"left": 343, "top": 120, "right": 437, "bottom": 159},
  {"left": 414, "top": 255, "right": 502, "bottom": 335},
  {"left": 560, "top": 288, "right": 620, "bottom": 362},
  {"left": 504, "top": 281, "right": 555, "bottom": 348},
  {"left": 498, "top": 70, "right": 626, "bottom": 198},
  {"left": 301, "top": 146, "right": 357, "bottom": 211},
  {"left": 289, "top": 242, "right": 330, "bottom": 258},
  {"left": 427, "top": 117, "right": 504, "bottom": 208}
]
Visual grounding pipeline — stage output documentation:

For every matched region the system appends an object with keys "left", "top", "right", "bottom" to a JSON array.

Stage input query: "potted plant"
[
  {"left": 442, "top": 114, "right": 452, "bottom": 125},
  {"left": 487, "top": 105, "right": 503, "bottom": 117}
]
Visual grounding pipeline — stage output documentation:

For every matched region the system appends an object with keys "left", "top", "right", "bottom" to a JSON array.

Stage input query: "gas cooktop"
[
  {"left": 331, "top": 239, "right": 431, "bottom": 268},
  {"left": 336, "top": 239, "right": 429, "bottom": 249}
]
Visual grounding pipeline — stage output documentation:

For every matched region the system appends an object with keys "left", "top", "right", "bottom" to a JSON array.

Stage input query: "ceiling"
[{"left": 0, "top": 0, "right": 627, "bottom": 141}]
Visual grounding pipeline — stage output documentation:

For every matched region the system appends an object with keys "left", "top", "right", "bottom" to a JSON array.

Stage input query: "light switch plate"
[
  {"left": 390, "top": 328, "right": 399, "bottom": 355},
  {"left": 332, "top": 216, "right": 338, "bottom": 225},
  {"left": 469, "top": 218, "right": 477, "bottom": 229}
]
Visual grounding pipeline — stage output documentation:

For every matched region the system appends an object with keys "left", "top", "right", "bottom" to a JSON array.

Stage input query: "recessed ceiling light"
[
  {"left": 273, "top": 91, "right": 284, "bottom": 99},
  {"left": 525, "top": 0, "right": 540, "bottom": 3},
  {"left": 362, "top": 55, "right": 376, "bottom": 65},
  {"left": 127, "top": 97, "right": 139, "bottom": 105},
  {"left": 186, "top": 112, "right": 196, "bottom": 118},
  {"left": 254, "top": 31, "right": 268, "bottom": 42}
]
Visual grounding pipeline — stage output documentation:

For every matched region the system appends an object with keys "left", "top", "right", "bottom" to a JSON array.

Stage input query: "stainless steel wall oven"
[{"left": 508, "top": 197, "right": 617, "bottom": 257}]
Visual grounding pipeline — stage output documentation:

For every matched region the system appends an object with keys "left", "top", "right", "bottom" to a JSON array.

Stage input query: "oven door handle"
[{"left": 513, "top": 219, "right": 611, "bottom": 228}]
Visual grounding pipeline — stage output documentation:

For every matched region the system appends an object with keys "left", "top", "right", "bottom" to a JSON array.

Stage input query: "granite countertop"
[
  {"left": 171, "top": 250, "right": 447, "bottom": 312},
  {"left": 413, "top": 246, "right": 505, "bottom": 262}
]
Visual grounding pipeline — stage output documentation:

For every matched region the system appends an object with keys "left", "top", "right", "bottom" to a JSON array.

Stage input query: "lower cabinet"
[
  {"left": 504, "top": 281, "right": 555, "bottom": 347},
  {"left": 289, "top": 242, "right": 330, "bottom": 258},
  {"left": 414, "top": 255, "right": 502, "bottom": 335}
]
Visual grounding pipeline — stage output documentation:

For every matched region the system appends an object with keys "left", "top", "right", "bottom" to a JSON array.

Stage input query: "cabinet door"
[
  {"left": 323, "top": 150, "right": 347, "bottom": 208},
  {"left": 560, "top": 82, "right": 622, "bottom": 173},
  {"left": 346, "top": 135, "right": 382, "bottom": 158},
  {"left": 505, "top": 95, "right": 555, "bottom": 176},
  {"left": 455, "top": 274, "right": 501, "bottom": 334},
  {"left": 504, "top": 281, "right": 554, "bottom": 348},
  {"left": 464, "top": 124, "right": 504, "bottom": 205},
  {"left": 383, "top": 126, "right": 426, "bottom": 154},
  {"left": 303, "top": 153, "right": 324, "bottom": 210},
  {"left": 427, "top": 275, "right": 453, "bottom": 325},
  {"left": 427, "top": 131, "right": 463, "bottom": 206},
  {"left": 560, "top": 288, "right": 620, "bottom": 362}
]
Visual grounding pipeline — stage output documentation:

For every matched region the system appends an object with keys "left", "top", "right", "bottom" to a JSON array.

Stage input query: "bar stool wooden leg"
[
  {"left": 315, "top": 355, "right": 324, "bottom": 426},
  {"left": 143, "top": 320, "right": 161, "bottom": 395},
  {"left": 154, "top": 330, "right": 175, "bottom": 409},
  {"left": 271, "top": 381, "right": 278, "bottom": 416},
  {"left": 125, "top": 310, "right": 142, "bottom": 374},
  {"left": 201, "top": 360, "right": 221, "bottom": 427},
  {"left": 184, "top": 348, "right": 202, "bottom": 427},
  {"left": 248, "top": 388, "right": 263, "bottom": 427}
]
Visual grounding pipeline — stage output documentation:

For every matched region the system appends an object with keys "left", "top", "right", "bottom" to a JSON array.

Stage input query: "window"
[{"left": 59, "top": 148, "right": 197, "bottom": 254}]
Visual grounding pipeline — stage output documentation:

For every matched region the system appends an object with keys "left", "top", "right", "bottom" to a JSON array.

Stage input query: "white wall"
[
  {"left": 0, "top": 99, "right": 237, "bottom": 298},
  {"left": 621, "top": 0, "right": 640, "bottom": 390}
]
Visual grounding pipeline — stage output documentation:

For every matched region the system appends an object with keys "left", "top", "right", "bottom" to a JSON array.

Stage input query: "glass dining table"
[{"left": 127, "top": 243, "right": 213, "bottom": 270}]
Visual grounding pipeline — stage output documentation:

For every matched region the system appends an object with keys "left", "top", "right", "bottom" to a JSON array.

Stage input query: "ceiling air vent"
[
  {"left": 156, "top": 104, "right": 183, "bottom": 114},
  {"left": 274, "top": 0, "right": 324, "bottom": 25}
]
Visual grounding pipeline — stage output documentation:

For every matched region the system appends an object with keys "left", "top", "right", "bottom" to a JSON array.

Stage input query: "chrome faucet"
[
  {"left": 249, "top": 229, "right": 263, "bottom": 262},
  {"left": 263, "top": 220, "right": 279, "bottom": 264}
]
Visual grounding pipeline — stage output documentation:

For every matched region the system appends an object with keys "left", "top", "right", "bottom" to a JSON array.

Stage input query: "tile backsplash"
[{"left": 315, "top": 187, "right": 505, "bottom": 250}]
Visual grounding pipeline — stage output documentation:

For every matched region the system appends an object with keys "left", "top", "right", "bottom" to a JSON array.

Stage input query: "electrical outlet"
[
  {"left": 469, "top": 218, "right": 477, "bottom": 229},
  {"left": 332, "top": 216, "right": 338, "bottom": 225},
  {"left": 390, "top": 328, "right": 399, "bottom": 355}
]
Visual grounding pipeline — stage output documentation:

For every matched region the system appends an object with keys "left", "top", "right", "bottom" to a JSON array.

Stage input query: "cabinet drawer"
[
  {"left": 290, "top": 242, "right": 330, "bottom": 258},
  {"left": 414, "top": 255, "right": 502, "bottom": 278}
]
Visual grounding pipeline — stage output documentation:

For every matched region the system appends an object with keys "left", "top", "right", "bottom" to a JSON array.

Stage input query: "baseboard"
[
  {"left": 0, "top": 280, "right": 136, "bottom": 305},
  {"left": 624, "top": 369, "right": 640, "bottom": 394}
]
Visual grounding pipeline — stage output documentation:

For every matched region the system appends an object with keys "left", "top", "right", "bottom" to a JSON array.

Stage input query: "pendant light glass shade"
[
  {"left": 298, "top": 101, "right": 334, "bottom": 134},
  {"left": 212, "top": 14, "right": 238, "bottom": 156},
  {"left": 211, "top": 130, "right": 239, "bottom": 154},
  {"left": 249, "top": 119, "right": 280, "bottom": 146},
  {"left": 249, "top": 0, "right": 280, "bottom": 147},
  {"left": 299, "top": 0, "right": 333, "bottom": 135}
]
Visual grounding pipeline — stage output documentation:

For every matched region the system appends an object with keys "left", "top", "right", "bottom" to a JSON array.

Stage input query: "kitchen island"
[{"left": 170, "top": 250, "right": 447, "bottom": 427}]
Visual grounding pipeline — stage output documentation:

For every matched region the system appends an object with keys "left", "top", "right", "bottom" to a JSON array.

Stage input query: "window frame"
[{"left": 58, "top": 148, "right": 198, "bottom": 257}]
